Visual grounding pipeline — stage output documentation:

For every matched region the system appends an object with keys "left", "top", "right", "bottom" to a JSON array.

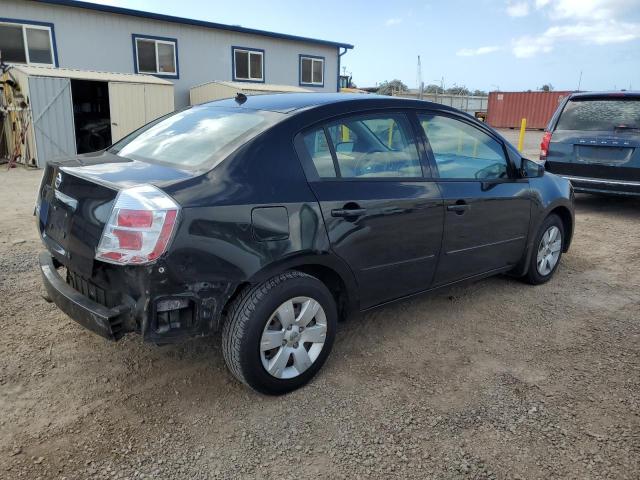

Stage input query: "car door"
[
  {"left": 296, "top": 111, "right": 444, "bottom": 309},
  {"left": 417, "top": 112, "right": 531, "bottom": 286}
]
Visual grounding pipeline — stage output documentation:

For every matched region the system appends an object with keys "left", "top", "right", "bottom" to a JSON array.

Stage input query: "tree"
[
  {"left": 472, "top": 89, "right": 488, "bottom": 96},
  {"left": 377, "top": 79, "right": 408, "bottom": 96},
  {"left": 539, "top": 84, "right": 554, "bottom": 92},
  {"left": 424, "top": 83, "right": 444, "bottom": 94},
  {"left": 446, "top": 86, "right": 471, "bottom": 96}
]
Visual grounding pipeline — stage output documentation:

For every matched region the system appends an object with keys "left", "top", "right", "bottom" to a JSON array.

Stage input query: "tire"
[
  {"left": 222, "top": 271, "right": 337, "bottom": 395},
  {"left": 524, "top": 214, "right": 565, "bottom": 285}
]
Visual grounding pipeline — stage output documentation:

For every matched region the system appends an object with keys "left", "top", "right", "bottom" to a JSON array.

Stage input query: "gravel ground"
[{"left": 1, "top": 167, "right": 639, "bottom": 480}]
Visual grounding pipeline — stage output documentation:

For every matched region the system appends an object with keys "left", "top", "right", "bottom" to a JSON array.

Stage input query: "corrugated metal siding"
[
  {"left": 393, "top": 92, "right": 488, "bottom": 114},
  {"left": 29, "top": 76, "right": 76, "bottom": 167},
  {"left": 144, "top": 84, "right": 174, "bottom": 122},
  {"left": 108, "top": 83, "right": 146, "bottom": 142},
  {"left": 109, "top": 83, "right": 174, "bottom": 141},
  {"left": 487, "top": 91, "right": 571, "bottom": 129}
]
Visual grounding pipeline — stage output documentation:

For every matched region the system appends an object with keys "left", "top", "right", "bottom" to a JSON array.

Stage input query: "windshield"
[
  {"left": 556, "top": 98, "right": 640, "bottom": 132},
  {"left": 109, "top": 106, "right": 283, "bottom": 168}
]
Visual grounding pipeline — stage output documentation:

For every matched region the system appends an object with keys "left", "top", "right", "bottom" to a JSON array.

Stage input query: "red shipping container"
[{"left": 487, "top": 91, "right": 572, "bottom": 130}]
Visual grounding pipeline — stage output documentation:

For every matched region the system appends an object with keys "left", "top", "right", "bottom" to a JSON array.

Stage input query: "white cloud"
[
  {"left": 543, "top": 0, "right": 637, "bottom": 20},
  {"left": 385, "top": 18, "right": 402, "bottom": 26},
  {"left": 505, "top": 0, "right": 640, "bottom": 57},
  {"left": 506, "top": 1, "right": 531, "bottom": 17},
  {"left": 512, "top": 35, "right": 554, "bottom": 57},
  {"left": 512, "top": 19, "right": 640, "bottom": 57},
  {"left": 456, "top": 46, "right": 502, "bottom": 56}
]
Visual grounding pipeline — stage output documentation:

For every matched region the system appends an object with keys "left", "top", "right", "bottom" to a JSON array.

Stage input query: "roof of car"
[
  {"left": 202, "top": 93, "right": 452, "bottom": 114},
  {"left": 569, "top": 91, "right": 640, "bottom": 99}
]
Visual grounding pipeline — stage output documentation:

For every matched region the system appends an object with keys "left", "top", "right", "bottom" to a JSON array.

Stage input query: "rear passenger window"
[
  {"left": 302, "top": 113, "right": 422, "bottom": 179},
  {"left": 302, "top": 128, "right": 336, "bottom": 178},
  {"left": 419, "top": 114, "right": 508, "bottom": 180}
]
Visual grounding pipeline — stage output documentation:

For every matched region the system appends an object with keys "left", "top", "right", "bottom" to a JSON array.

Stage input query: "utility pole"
[
  {"left": 577, "top": 70, "right": 582, "bottom": 91},
  {"left": 417, "top": 56, "right": 424, "bottom": 100}
]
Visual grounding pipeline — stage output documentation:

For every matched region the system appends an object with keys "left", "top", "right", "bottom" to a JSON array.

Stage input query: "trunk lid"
[
  {"left": 547, "top": 130, "right": 640, "bottom": 181},
  {"left": 37, "top": 151, "right": 194, "bottom": 276}
]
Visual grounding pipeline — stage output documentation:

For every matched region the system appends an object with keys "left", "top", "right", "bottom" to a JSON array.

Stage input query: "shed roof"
[
  {"left": 10, "top": 65, "right": 173, "bottom": 85},
  {"left": 32, "top": 0, "right": 354, "bottom": 50},
  {"left": 192, "top": 81, "right": 312, "bottom": 93}
]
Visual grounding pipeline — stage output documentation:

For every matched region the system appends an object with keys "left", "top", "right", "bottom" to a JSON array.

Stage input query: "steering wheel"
[{"left": 353, "top": 148, "right": 386, "bottom": 176}]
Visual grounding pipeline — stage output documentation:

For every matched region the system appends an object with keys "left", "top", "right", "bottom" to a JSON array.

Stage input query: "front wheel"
[
  {"left": 222, "top": 271, "right": 337, "bottom": 395},
  {"left": 524, "top": 214, "right": 565, "bottom": 285}
]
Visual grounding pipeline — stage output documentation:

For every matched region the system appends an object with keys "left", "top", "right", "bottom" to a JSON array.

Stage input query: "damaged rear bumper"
[{"left": 39, "top": 252, "right": 132, "bottom": 341}]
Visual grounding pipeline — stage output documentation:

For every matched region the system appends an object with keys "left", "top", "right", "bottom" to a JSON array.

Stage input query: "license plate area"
[
  {"left": 45, "top": 202, "right": 72, "bottom": 247},
  {"left": 575, "top": 145, "right": 634, "bottom": 165}
]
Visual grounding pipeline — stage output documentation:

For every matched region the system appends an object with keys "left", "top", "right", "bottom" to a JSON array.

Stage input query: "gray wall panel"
[{"left": 2, "top": 1, "right": 341, "bottom": 107}]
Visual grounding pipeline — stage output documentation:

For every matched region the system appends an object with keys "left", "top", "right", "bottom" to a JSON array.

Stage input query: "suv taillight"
[
  {"left": 96, "top": 185, "right": 179, "bottom": 265},
  {"left": 540, "top": 131, "right": 552, "bottom": 160}
]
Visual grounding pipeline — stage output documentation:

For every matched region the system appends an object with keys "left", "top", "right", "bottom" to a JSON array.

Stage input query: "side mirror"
[{"left": 520, "top": 158, "right": 544, "bottom": 178}]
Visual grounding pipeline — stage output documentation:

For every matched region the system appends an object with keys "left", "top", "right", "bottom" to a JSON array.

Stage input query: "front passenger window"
[{"left": 419, "top": 114, "right": 508, "bottom": 180}]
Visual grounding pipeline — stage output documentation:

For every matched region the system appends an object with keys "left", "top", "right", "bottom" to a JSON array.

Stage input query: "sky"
[{"left": 88, "top": 0, "right": 640, "bottom": 92}]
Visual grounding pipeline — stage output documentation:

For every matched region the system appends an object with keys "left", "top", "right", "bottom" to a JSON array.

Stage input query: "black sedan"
[{"left": 36, "top": 94, "right": 574, "bottom": 394}]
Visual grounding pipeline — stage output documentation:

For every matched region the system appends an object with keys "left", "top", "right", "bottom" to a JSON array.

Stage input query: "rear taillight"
[
  {"left": 540, "top": 131, "right": 552, "bottom": 160},
  {"left": 96, "top": 185, "right": 179, "bottom": 265}
]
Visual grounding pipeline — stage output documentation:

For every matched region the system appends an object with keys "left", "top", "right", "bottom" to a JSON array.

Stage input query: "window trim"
[
  {"left": 416, "top": 110, "right": 518, "bottom": 182},
  {"left": 231, "top": 46, "right": 265, "bottom": 83},
  {"left": 299, "top": 54, "right": 325, "bottom": 87},
  {"left": 0, "top": 18, "right": 58, "bottom": 67},
  {"left": 131, "top": 34, "right": 179, "bottom": 79},
  {"left": 295, "top": 110, "right": 429, "bottom": 182}
]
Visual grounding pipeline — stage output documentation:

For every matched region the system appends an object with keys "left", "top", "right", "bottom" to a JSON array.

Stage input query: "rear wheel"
[
  {"left": 222, "top": 271, "right": 337, "bottom": 395},
  {"left": 524, "top": 214, "right": 564, "bottom": 285}
]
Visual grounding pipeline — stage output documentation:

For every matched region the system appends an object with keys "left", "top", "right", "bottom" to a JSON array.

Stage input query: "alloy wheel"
[{"left": 536, "top": 225, "right": 562, "bottom": 276}]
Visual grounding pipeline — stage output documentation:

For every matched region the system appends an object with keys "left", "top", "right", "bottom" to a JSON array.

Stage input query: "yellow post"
[
  {"left": 387, "top": 119, "right": 394, "bottom": 148},
  {"left": 341, "top": 125, "right": 349, "bottom": 142},
  {"left": 517, "top": 118, "right": 527, "bottom": 152}
]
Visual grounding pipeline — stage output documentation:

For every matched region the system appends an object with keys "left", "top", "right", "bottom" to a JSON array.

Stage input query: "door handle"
[
  {"left": 331, "top": 208, "right": 367, "bottom": 218},
  {"left": 447, "top": 202, "right": 469, "bottom": 215}
]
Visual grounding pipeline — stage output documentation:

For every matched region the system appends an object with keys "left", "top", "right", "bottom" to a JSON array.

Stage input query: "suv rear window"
[
  {"left": 556, "top": 98, "right": 640, "bottom": 131},
  {"left": 110, "top": 106, "right": 283, "bottom": 168}
]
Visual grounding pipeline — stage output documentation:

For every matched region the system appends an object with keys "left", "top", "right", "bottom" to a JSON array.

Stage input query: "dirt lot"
[
  {"left": 496, "top": 128, "right": 544, "bottom": 160},
  {"left": 1, "top": 167, "right": 639, "bottom": 480}
]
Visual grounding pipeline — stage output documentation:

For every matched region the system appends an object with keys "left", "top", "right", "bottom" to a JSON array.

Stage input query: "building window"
[
  {"left": 299, "top": 55, "right": 324, "bottom": 86},
  {"left": 232, "top": 47, "right": 264, "bottom": 82},
  {"left": 133, "top": 35, "right": 178, "bottom": 77},
  {"left": 0, "top": 20, "right": 56, "bottom": 66}
]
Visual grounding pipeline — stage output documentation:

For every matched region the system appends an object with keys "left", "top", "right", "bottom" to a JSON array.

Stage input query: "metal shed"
[
  {"left": 189, "top": 80, "right": 311, "bottom": 105},
  {"left": 1, "top": 65, "right": 174, "bottom": 168}
]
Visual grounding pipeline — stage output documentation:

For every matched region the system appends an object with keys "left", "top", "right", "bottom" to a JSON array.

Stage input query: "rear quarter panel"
[{"left": 158, "top": 119, "right": 359, "bottom": 315}]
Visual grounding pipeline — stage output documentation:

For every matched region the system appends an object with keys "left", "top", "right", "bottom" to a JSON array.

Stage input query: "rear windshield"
[
  {"left": 556, "top": 98, "right": 640, "bottom": 131},
  {"left": 109, "top": 106, "right": 283, "bottom": 168}
]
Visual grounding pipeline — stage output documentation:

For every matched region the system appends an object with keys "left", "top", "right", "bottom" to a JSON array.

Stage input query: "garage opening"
[{"left": 70, "top": 80, "right": 112, "bottom": 154}]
